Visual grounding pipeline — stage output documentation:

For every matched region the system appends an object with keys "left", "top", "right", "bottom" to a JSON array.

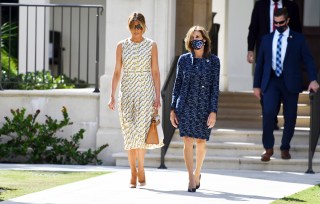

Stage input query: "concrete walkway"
[{"left": 0, "top": 164, "right": 319, "bottom": 204}]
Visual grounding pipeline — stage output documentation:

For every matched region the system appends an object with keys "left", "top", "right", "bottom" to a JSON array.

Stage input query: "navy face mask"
[{"left": 191, "top": 40, "right": 204, "bottom": 50}]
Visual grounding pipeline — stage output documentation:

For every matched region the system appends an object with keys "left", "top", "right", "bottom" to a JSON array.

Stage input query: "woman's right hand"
[
  {"left": 108, "top": 97, "right": 115, "bottom": 110},
  {"left": 170, "top": 110, "right": 179, "bottom": 128}
]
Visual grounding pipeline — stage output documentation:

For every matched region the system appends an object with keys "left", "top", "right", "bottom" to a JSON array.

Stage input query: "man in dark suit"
[
  {"left": 247, "top": 0, "right": 302, "bottom": 130},
  {"left": 253, "top": 8, "right": 319, "bottom": 162},
  {"left": 247, "top": 0, "right": 301, "bottom": 62}
]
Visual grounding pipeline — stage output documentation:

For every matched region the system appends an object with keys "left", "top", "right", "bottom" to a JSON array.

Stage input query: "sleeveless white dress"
[{"left": 119, "top": 38, "right": 164, "bottom": 150}]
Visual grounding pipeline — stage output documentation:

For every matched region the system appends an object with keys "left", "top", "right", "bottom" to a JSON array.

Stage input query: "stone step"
[
  {"left": 133, "top": 129, "right": 319, "bottom": 172},
  {"left": 216, "top": 115, "right": 310, "bottom": 129},
  {"left": 217, "top": 92, "right": 311, "bottom": 129},
  {"left": 171, "top": 129, "right": 311, "bottom": 145},
  {"left": 165, "top": 155, "right": 320, "bottom": 172},
  {"left": 219, "top": 92, "right": 310, "bottom": 104},
  {"left": 112, "top": 128, "right": 320, "bottom": 172},
  {"left": 147, "top": 137, "right": 320, "bottom": 158},
  {"left": 219, "top": 104, "right": 310, "bottom": 116},
  {"left": 164, "top": 141, "right": 319, "bottom": 157},
  {"left": 112, "top": 152, "right": 320, "bottom": 172},
  {"left": 215, "top": 119, "right": 263, "bottom": 129}
]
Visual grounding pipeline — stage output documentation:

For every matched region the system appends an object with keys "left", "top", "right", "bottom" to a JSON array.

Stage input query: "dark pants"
[
  {"left": 260, "top": 96, "right": 280, "bottom": 129},
  {"left": 262, "top": 76, "right": 299, "bottom": 150}
]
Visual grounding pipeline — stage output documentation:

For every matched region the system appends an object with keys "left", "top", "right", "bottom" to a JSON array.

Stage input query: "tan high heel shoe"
[
  {"left": 129, "top": 169, "right": 137, "bottom": 188},
  {"left": 138, "top": 170, "right": 146, "bottom": 186}
]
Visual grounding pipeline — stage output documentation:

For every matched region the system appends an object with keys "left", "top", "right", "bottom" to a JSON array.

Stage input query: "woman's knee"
[
  {"left": 183, "top": 136, "right": 194, "bottom": 146},
  {"left": 195, "top": 138, "right": 206, "bottom": 144}
]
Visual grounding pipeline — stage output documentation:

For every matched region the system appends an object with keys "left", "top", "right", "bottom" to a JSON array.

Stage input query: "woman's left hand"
[
  {"left": 154, "top": 98, "right": 161, "bottom": 109},
  {"left": 108, "top": 97, "right": 116, "bottom": 111},
  {"left": 207, "top": 112, "right": 217, "bottom": 129}
]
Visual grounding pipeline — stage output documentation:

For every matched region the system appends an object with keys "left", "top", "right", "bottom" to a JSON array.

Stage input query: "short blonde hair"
[
  {"left": 128, "top": 12, "right": 147, "bottom": 33},
  {"left": 184, "top": 25, "right": 211, "bottom": 57}
]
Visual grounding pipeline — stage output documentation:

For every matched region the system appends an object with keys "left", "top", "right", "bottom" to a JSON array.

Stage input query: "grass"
[
  {"left": 0, "top": 170, "right": 109, "bottom": 201},
  {"left": 272, "top": 184, "right": 320, "bottom": 203}
]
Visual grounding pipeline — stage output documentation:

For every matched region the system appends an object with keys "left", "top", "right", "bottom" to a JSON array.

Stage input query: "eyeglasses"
[
  {"left": 130, "top": 24, "right": 143, "bottom": 30},
  {"left": 273, "top": 20, "right": 286, "bottom": 25}
]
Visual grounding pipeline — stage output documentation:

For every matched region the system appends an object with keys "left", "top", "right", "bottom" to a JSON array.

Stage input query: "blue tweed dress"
[{"left": 171, "top": 52, "right": 220, "bottom": 141}]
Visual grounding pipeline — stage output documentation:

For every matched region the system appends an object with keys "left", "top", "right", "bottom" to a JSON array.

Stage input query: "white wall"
[
  {"left": 212, "top": 0, "right": 227, "bottom": 91},
  {"left": 303, "top": 0, "right": 320, "bottom": 26},
  {"left": 0, "top": 89, "right": 100, "bottom": 152},
  {"left": 212, "top": 0, "right": 254, "bottom": 92},
  {"left": 225, "top": 0, "right": 254, "bottom": 91}
]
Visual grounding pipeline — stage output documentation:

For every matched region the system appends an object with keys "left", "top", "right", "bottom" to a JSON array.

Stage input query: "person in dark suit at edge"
[
  {"left": 247, "top": 0, "right": 302, "bottom": 130},
  {"left": 253, "top": 7, "right": 319, "bottom": 162}
]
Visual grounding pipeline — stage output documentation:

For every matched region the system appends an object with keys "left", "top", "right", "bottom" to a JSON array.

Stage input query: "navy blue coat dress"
[{"left": 171, "top": 52, "right": 220, "bottom": 141}]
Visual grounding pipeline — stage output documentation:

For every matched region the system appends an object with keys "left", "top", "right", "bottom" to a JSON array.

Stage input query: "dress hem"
[{"left": 124, "top": 141, "right": 164, "bottom": 150}]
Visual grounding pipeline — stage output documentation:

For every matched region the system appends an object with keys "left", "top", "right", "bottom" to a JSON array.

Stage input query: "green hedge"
[{"left": 0, "top": 107, "right": 108, "bottom": 165}]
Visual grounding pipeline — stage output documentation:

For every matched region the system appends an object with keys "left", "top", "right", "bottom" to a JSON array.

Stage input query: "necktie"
[
  {"left": 275, "top": 33, "right": 283, "bottom": 77},
  {"left": 273, "top": 2, "right": 278, "bottom": 31}
]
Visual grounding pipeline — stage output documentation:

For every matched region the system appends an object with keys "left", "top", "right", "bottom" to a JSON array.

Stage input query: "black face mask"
[
  {"left": 276, "top": 25, "right": 287, "bottom": 33},
  {"left": 273, "top": 0, "right": 280, "bottom": 2}
]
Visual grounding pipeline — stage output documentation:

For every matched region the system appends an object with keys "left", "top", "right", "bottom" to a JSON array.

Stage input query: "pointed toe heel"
[
  {"left": 188, "top": 187, "right": 196, "bottom": 192},
  {"left": 129, "top": 169, "right": 137, "bottom": 188},
  {"left": 188, "top": 182, "right": 196, "bottom": 192},
  {"left": 196, "top": 174, "right": 201, "bottom": 189},
  {"left": 138, "top": 170, "right": 146, "bottom": 187}
]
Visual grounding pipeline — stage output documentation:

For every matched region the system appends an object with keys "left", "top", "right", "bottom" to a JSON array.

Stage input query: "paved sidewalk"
[{"left": 0, "top": 164, "right": 319, "bottom": 204}]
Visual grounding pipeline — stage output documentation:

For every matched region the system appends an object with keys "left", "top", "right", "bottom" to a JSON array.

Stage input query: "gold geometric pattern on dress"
[{"left": 118, "top": 38, "right": 164, "bottom": 150}]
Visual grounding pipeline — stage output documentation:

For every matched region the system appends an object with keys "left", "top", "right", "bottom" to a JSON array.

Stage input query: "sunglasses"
[
  {"left": 273, "top": 20, "right": 286, "bottom": 25},
  {"left": 130, "top": 24, "right": 143, "bottom": 30}
]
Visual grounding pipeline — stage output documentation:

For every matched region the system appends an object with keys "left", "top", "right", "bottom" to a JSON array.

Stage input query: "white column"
[
  {"left": 224, "top": 0, "right": 255, "bottom": 91},
  {"left": 212, "top": 0, "right": 227, "bottom": 91},
  {"left": 97, "top": 0, "right": 176, "bottom": 165}
]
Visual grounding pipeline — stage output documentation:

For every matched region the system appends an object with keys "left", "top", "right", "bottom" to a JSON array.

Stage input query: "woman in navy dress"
[{"left": 170, "top": 25, "right": 220, "bottom": 192}]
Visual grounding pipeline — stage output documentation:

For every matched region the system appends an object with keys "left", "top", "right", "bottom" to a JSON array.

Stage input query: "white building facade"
[{"left": 3, "top": 0, "right": 318, "bottom": 164}]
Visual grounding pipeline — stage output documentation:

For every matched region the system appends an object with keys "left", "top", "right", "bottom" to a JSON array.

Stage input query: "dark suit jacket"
[
  {"left": 247, "top": 0, "right": 302, "bottom": 53},
  {"left": 253, "top": 30, "right": 317, "bottom": 93}
]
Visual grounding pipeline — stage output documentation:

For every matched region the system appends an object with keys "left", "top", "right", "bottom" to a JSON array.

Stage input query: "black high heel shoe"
[
  {"left": 196, "top": 174, "right": 201, "bottom": 189},
  {"left": 188, "top": 183, "right": 196, "bottom": 192},
  {"left": 188, "top": 187, "right": 196, "bottom": 192}
]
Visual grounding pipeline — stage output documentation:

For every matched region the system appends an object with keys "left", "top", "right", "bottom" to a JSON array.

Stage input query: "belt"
[{"left": 123, "top": 70, "right": 150, "bottom": 73}]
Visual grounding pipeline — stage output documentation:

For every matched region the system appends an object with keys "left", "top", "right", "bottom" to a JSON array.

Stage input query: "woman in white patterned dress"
[{"left": 108, "top": 12, "right": 163, "bottom": 188}]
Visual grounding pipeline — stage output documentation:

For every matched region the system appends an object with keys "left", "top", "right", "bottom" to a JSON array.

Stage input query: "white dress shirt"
[
  {"left": 270, "top": 0, "right": 283, "bottom": 33},
  {"left": 272, "top": 27, "right": 289, "bottom": 71}
]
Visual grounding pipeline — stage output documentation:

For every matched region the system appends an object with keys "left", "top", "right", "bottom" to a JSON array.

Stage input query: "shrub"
[
  {"left": 1, "top": 71, "right": 89, "bottom": 90},
  {"left": 0, "top": 107, "right": 108, "bottom": 165}
]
